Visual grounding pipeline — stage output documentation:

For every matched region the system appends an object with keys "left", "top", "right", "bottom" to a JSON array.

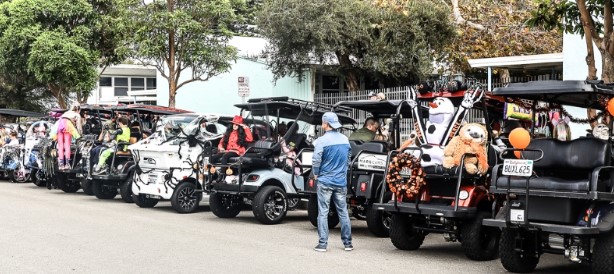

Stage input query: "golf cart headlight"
[
  {"left": 459, "top": 190, "right": 470, "bottom": 200},
  {"left": 117, "top": 164, "right": 123, "bottom": 171}
]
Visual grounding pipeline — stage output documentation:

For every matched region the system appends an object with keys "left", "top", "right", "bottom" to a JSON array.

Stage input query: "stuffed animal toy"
[{"left": 443, "top": 123, "right": 489, "bottom": 175}]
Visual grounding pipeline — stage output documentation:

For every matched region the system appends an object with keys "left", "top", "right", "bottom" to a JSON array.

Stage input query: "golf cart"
[
  {"left": 25, "top": 120, "right": 53, "bottom": 186},
  {"left": 483, "top": 80, "right": 614, "bottom": 274},
  {"left": 88, "top": 104, "right": 191, "bottom": 202},
  {"left": 0, "top": 108, "right": 45, "bottom": 182},
  {"left": 373, "top": 84, "right": 506, "bottom": 261},
  {"left": 46, "top": 105, "right": 111, "bottom": 193},
  {"left": 130, "top": 112, "right": 227, "bottom": 212},
  {"left": 206, "top": 97, "right": 356, "bottom": 225},
  {"left": 298, "top": 99, "right": 427, "bottom": 237}
]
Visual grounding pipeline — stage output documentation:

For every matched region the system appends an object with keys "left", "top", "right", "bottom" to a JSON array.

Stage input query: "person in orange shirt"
[{"left": 213, "top": 115, "right": 253, "bottom": 170}]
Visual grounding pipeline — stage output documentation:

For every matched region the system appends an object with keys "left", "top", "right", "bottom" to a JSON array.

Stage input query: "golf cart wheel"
[
  {"left": 133, "top": 194, "right": 158, "bottom": 208},
  {"left": 253, "top": 186, "right": 288, "bottom": 225},
  {"left": 81, "top": 179, "right": 94, "bottom": 195},
  {"left": 366, "top": 204, "right": 391, "bottom": 237},
  {"left": 209, "top": 192, "right": 242, "bottom": 218},
  {"left": 460, "top": 211, "right": 500, "bottom": 261},
  {"left": 119, "top": 173, "right": 134, "bottom": 203},
  {"left": 31, "top": 169, "right": 45, "bottom": 187},
  {"left": 92, "top": 180, "right": 118, "bottom": 200},
  {"left": 10, "top": 169, "right": 29, "bottom": 183},
  {"left": 592, "top": 230, "right": 614, "bottom": 274},
  {"left": 57, "top": 174, "right": 80, "bottom": 193},
  {"left": 170, "top": 182, "right": 202, "bottom": 214},
  {"left": 499, "top": 228, "right": 539, "bottom": 273},
  {"left": 389, "top": 214, "right": 425, "bottom": 250},
  {"left": 307, "top": 195, "right": 339, "bottom": 229},
  {"left": 287, "top": 198, "right": 300, "bottom": 211}
]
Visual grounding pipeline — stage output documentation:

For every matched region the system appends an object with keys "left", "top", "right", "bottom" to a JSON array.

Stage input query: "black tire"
[
  {"left": 133, "top": 194, "right": 159, "bottom": 208},
  {"left": 92, "top": 180, "right": 118, "bottom": 200},
  {"left": 170, "top": 182, "right": 202, "bottom": 213},
  {"left": 57, "top": 173, "right": 81, "bottom": 193},
  {"left": 252, "top": 186, "right": 288, "bottom": 225},
  {"left": 389, "top": 214, "right": 425, "bottom": 250},
  {"left": 307, "top": 195, "right": 339, "bottom": 229},
  {"left": 592, "top": 230, "right": 614, "bottom": 274},
  {"left": 31, "top": 169, "right": 46, "bottom": 187},
  {"left": 119, "top": 175, "right": 134, "bottom": 203},
  {"left": 460, "top": 211, "right": 500, "bottom": 261},
  {"left": 499, "top": 228, "right": 539, "bottom": 273},
  {"left": 209, "top": 192, "right": 242, "bottom": 218},
  {"left": 366, "top": 204, "right": 391, "bottom": 237}
]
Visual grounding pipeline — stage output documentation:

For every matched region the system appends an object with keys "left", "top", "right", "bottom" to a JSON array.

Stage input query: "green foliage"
[
  {"left": 127, "top": 0, "right": 239, "bottom": 107},
  {"left": 257, "top": 0, "right": 456, "bottom": 88},
  {"left": 0, "top": 0, "right": 131, "bottom": 108}
]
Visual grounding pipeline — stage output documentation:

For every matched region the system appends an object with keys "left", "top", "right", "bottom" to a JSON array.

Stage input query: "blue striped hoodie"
[{"left": 312, "top": 130, "right": 352, "bottom": 187}]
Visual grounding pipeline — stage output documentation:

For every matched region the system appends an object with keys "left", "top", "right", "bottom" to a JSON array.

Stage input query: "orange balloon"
[
  {"left": 514, "top": 151, "right": 522, "bottom": 159},
  {"left": 509, "top": 128, "right": 531, "bottom": 149},
  {"left": 608, "top": 98, "right": 614, "bottom": 116}
]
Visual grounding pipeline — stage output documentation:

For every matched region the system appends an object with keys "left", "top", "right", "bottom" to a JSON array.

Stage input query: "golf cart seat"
[
  {"left": 349, "top": 140, "right": 387, "bottom": 158},
  {"left": 115, "top": 141, "right": 133, "bottom": 157},
  {"left": 226, "top": 140, "right": 277, "bottom": 168},
  {"left": 422, "top": 144, "right": 498, "bottom": 178},
  {"left": 493, "top": 138, "right": 612, "bottom": 192}
]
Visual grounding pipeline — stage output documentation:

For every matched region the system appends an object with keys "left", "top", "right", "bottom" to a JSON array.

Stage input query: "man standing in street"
[{"left": 312, "top": 112, "right": 353, "bottom": 252}]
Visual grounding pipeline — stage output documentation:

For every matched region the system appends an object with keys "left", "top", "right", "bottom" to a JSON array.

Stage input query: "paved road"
[{"left": 0, "top": 181, "right": 588, "bottom": 274}]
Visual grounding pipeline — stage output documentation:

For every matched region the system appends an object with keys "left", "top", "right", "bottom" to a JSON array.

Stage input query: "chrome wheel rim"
[
  {"left": 177, "top": 186, "right": 197, "bottom": 210},
  {"left": 264, "top": 191, "right": 286, "bottom": 220}
]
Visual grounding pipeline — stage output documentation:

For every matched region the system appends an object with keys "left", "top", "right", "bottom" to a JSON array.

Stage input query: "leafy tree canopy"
[
  {"left": 126, "top": 0, "right": 240, "bottom": 107},
  {"left": 257, "top": 0, "right": 456, "bottom": 90}
]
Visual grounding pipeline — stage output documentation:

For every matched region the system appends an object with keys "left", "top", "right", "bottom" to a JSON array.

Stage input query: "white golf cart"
[{"left": 130, "top": 113, "right": 226, "bottom": 213}]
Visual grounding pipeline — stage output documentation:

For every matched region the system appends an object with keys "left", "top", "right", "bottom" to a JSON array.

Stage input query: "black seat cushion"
[
  {"left": 519, "top": 138, "right": 611, "bottom": 169},
  {"left": 349, "top": 140, "right": 386, "bottom": 158},
  {"left": 495, "top": 176, "right": 589, "bottom": 192},
  {"left": 227, "top": 157, "right": 270, "bottom": 168}
]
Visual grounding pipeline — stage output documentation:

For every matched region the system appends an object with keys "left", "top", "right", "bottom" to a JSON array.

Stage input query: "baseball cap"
[{"left": 322, "top": 112, "right": 342, "bottom": 129}]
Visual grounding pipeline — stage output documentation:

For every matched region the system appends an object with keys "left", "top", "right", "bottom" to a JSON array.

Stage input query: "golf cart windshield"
[{"left": 158, "top": 114, "right": 199, "bottom": 140}]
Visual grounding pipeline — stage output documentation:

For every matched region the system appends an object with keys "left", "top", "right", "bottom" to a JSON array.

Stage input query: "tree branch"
[{"left": 450, "top": 0, "right": 485, "bottom": 31}]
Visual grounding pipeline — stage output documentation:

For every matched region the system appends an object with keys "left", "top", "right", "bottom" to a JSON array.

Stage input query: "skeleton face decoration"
[{"left": 593, "top": 123, "right": 610, "bottom": 140}]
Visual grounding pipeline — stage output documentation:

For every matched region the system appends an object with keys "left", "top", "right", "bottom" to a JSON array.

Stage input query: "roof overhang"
[{"left": 468, "top": 53, "right": 563, "bottom": 70}]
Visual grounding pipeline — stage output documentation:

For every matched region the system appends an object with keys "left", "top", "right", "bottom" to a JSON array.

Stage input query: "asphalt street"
[{"left": 0, "top": 180, "right": 589, "bottom": 274}]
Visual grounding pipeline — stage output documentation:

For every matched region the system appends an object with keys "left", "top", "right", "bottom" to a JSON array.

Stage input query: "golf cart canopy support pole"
[{"left": 488, "top": 66, "right": 492, "bottom": 92}]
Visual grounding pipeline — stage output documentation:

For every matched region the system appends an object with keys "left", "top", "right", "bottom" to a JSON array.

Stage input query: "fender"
[
  {"left": 596, "top": 208, "right": 614, "bottom": 232},
  {"left": 121, "top": 161, "right": 136, "bottom": 176}
]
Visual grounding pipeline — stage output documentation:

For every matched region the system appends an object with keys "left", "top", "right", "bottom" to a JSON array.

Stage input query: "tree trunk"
[
  {"left": 336, "top": 52, "right": 360, "bottom": 92},
  {"left": 48, "top": 84, "right": 67, "bottom": 109},
  {"left": 601, "top": 51, "right": 614, "bottom": 82},
  {"left": 167, "top": 0, "right": 176, "bottom": 108},
  {"left": 577, "top": 0, "right": 600, "bottom": 128}
]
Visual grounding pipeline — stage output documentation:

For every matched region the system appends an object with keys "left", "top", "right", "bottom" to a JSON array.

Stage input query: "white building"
[{"left": 87, "top": 64, "right": 158, "bottom": 105}]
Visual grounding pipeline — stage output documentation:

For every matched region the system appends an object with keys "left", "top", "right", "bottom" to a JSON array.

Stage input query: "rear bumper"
[
  {"left": 91, "top": 173, "right": 128, "bottom": 182},
  {"left": 375, "top": 202, "right": 477, "bottom": 218},
  {"left": 212, "top": 183, "right": 259, "bottom": 194},
  {"left": 482, "top": 218, "right": 600, "bottom": 235}
]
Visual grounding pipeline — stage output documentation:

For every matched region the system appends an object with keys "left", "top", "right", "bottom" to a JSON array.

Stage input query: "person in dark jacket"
[
  {"left": 349, "top": 117, "right": 379, "bottom": 143},
  {"left": 312, "top": 112, "right": 353, "bottom": 252}
]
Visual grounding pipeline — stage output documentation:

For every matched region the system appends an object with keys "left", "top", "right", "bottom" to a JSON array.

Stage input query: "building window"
[
  {"left": 99, "top": 77, "right": 112, "bottom": 87},
  {"left": 146, "top": 78, "right": 157, "bottom": 90},
  {"left": 321, "top": 75, "right": 341, "bottom": 93},
  {"left": 114, "top": 77, "right": 129, "bottom": 96},
  {"left": 131, "top": 78, "right": 145, "bottom": 91}
]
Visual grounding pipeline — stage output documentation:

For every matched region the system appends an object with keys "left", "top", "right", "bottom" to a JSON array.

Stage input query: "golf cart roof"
[
  {"left": 0, "top": 109, "right": 45, "bottom": 118},
  {"left": 115, "top": 104, "right": 192, "bottom": 115},
  {"left": 334, "top": 100, "right": 428, "bottom": 118},
  {"left": 234, "top": 97, "right": 356, "bottom": 125},
  {"left": 493, "top": 80, "right": 614, "bottom": 109}
]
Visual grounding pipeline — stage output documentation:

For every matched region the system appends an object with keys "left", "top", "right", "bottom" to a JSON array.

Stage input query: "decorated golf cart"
[
  {"left": 482, "top": 80, "right": 614, "bottom": 274},
  {"left": 205, "top": 97, "right": 356, "bottom": 225},
  {"left": 87, "top": 104, "right": 192, "bottom": 202},
  {"left": 130, "top": 112, "right": 228, "bottom": 212},
  {"left": 372, "top": 83, "right": 507, "bottom": 261},
  {"left": 0, "top": 108, "right": 46, "bottom": 182},
  {"left": 296, "top": 99, "right": 427, "bottom": 236}
]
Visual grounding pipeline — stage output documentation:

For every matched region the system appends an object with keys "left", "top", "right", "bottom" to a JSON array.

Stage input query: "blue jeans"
[{"left": 317, "top": 184, "right": 352, "bottom": 246}]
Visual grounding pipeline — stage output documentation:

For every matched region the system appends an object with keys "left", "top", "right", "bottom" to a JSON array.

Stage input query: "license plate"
[
  {"left": 357, "top": 153, "right": 387, "bottom": 171},
  {"left": 145, "top": 194, "right": 161, "bottom": 199},
  {"left": 502, "top": 159, "right": 533, "bottom": 177},
  {"left": 510, "top": 209, "right": 525, "bottom": 222},
  {"left": 203, "top": 157, "right": 209, "bottom": 165},
  {"left": 147, "top": 173, "right": 159, "bottom": 184}
]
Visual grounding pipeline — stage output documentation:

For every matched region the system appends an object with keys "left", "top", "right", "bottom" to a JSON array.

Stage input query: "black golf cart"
[
  {"left": 373, "top": 84, "right": 507, "bottom": 261},
  {"left": 206, "top": 97, "right": 356, "bottom": 225},
  {"left": 297, "top": 99, "right": 428, "bottom": 237},
  {"left": 483, "top": 80, "right": 614, "bottom": 274},
  {"left": 89, "top": 104, "right": 191, "bottom": 202}
]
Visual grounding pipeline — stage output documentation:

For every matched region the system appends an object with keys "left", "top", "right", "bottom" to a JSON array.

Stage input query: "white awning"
[{"left": 468, "top": 53, "right": 563, "bottom": 69}]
